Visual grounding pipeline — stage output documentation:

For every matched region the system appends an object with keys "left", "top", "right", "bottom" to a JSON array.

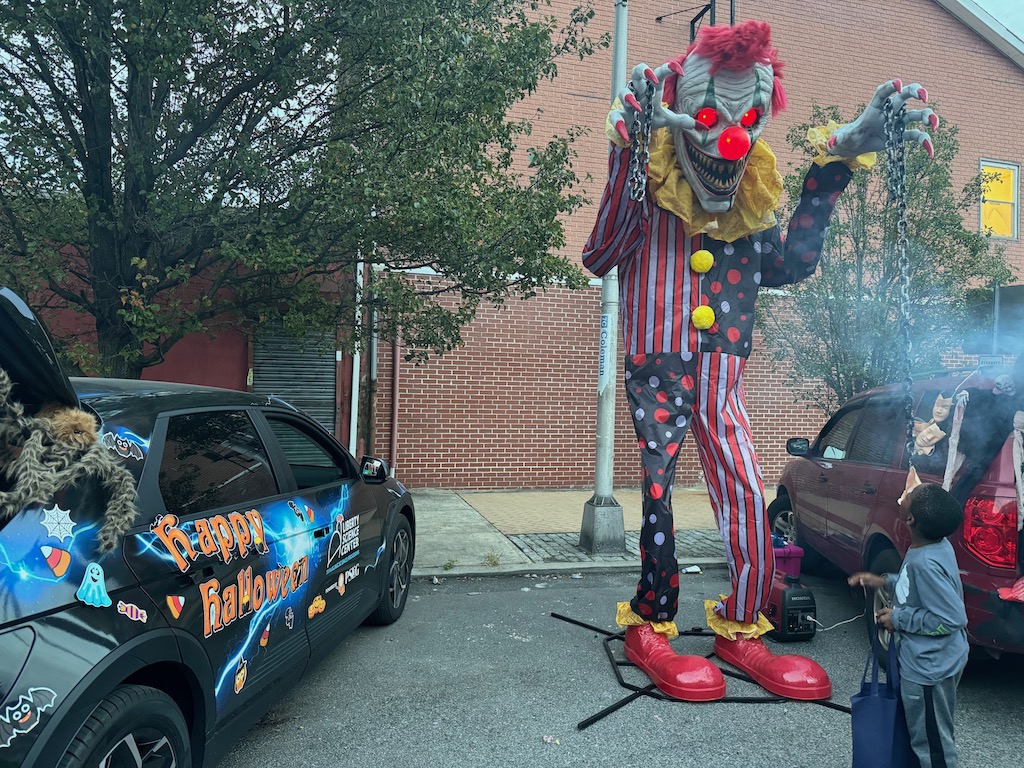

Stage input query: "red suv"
[{"left": 770, "top": 373, "right": 1023, "bottom": 657}]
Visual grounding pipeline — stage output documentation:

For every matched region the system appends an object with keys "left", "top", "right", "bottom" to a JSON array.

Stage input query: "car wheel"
[
  {"left": 865, "top": 547, "right": 903, "bottom": 671},
  {"left": 365, "top": 514, "right": 413, "bottom": 626},
  {"left": 59, "top": 684, "right": 190, "bottom": 768},
  {"left": 766, "top": 496, "right": 824, "bottom": 572}
]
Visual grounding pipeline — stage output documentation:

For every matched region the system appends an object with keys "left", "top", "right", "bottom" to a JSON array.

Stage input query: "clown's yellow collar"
[{"left": 646, "top": 130, "right": 783, "bottom": 242}]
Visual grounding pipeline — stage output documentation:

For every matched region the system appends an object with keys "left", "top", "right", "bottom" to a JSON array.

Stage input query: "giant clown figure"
[{"left": 583, "top": 20, "right": 937, "bottom": 701}]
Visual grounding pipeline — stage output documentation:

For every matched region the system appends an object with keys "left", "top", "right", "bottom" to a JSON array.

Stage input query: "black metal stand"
[{"left": 551, "top": 612, "right": 852, "bottom": 730}]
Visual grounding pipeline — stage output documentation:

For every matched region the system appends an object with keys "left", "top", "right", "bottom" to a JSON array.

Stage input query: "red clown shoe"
[
  {"left": 713, "top": 634, "right": 832, "bottom": 700},
  {"left": 625, "top": 624, "right": 726, "bottom": 701}
]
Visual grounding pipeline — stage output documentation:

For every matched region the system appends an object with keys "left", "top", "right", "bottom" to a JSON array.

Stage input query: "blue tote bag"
[{"left": 850, "top": 632, "right": 919, "bottom": 768}]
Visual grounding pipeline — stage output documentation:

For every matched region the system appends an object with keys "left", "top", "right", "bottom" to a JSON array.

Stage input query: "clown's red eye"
[
  {"left": 695, "top": 107, "right": 718, "bottom": 128},
  {"left": 740, "top": 108, "right": 761, "bottom": 128}
]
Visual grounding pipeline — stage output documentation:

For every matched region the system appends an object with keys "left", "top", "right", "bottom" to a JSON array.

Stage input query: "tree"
[
  {"left": 756, "top": 104, "right": 1014, "bottom": 415},
  {"left": 0, "top": 0, "right": 604, "bottom": 377}
]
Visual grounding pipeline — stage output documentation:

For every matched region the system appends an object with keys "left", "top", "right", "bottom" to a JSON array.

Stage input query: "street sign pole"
[{"left": 580, "top": 0, "right": 628, "bottom": 554}]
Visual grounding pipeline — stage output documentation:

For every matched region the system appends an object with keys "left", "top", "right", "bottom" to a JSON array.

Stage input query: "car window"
[
  {"left": 158, "top": 410, "right": 278, "bottom": 516},
  {"left": 847, "top": 399, "right": 905, "bottom": 466},
  {"left": 265, "top": 417, "right": 356, "bottom": 489},
  {"left": 815, "top": 406, "right": 862, "bottom": 460}
]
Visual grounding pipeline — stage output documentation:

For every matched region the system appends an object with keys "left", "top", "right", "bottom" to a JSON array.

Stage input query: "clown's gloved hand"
[
  {"left": 608, "top": 61, "right": 707, "bottom": 145},
  {"left": 828, "top": 79, "right": 939, "bottom": 159}
]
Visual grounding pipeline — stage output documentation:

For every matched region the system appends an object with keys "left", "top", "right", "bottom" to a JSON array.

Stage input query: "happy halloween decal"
[{"left": 151, "top": 509, "right": 312, "bottom": 638}]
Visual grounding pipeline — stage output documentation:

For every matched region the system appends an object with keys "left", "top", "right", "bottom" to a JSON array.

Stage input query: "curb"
[{"left": 412, "top": 557, "right": 730, "bottom": 580}]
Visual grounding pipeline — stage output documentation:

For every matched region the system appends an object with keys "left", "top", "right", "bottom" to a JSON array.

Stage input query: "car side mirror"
[
  {"left": 786, "top": 438, "right": 810, "bottom": 456},
  {"left": 360, "top": 455, "right": 390, "bottom": 484}
]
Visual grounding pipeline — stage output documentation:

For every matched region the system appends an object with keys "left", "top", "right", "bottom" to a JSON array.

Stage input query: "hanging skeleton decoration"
[{"left": 583, "top": 20, "right": 937, "bottom": 701}]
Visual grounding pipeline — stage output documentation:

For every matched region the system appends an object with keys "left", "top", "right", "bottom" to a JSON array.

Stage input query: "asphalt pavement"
[
  {"left": 217, "top": 488, "right": 1024, "bottom": 767},
  {"left": 218, "top": 570, "right": 1024, "bottom": 768}
]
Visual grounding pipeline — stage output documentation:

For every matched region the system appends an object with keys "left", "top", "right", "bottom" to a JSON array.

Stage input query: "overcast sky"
[{"left": 973, "top": 0, "right": 1024, "bottom": 43}]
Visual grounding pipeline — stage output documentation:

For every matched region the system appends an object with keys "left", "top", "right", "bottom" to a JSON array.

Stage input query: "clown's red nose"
[{"left": 718, "top": 126, "right": 751, "bottom": 161}]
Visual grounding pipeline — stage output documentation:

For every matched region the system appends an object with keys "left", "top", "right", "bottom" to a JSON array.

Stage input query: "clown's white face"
[{"left": 670, "top": 54, "right": 774, "bottom": 212}]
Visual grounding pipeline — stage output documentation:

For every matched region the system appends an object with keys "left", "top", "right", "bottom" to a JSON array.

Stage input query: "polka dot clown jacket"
[{"left": 583, "top": 144, "right": 853, "bottom": 357}]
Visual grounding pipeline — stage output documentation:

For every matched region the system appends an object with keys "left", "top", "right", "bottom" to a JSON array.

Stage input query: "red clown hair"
[{"left": 661, "top": 20, "right": 787, "bottom": 116}]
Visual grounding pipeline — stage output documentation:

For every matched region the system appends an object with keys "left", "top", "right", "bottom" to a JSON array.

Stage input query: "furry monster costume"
[
  {"left": 584, "top": 20, "right": 937, "bottom": 701},
  {"left": 0, "top": 368, "right": 137, "bottom": 552}
]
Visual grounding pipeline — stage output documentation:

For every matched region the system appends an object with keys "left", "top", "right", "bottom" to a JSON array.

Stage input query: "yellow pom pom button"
[
  {"left": 691, "top": 305, "right": 715, "bottom": 330},
  {"left": 691, "top": 249, "right": 714, "bottom": 273}
]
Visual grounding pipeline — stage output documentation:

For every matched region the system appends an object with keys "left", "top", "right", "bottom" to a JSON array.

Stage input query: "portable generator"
[{"left": 766, "top": 571, "right": 817, "bottom": 641}]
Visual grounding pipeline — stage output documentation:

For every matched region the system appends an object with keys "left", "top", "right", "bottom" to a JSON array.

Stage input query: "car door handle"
[
  {"left": 817, "top": 474, "right": 828, "bottom": 483},
  {"left": 314, "top": 526, "right": 330, "bottom": 539},
  {"left": 189, "top": 565, "right": 215, "bottom": 585},
  {"left": 860, "top": 483, "right": 876, "bottom": 495}
]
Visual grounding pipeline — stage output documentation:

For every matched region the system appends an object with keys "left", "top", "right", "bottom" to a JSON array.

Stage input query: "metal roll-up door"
[{"left": 252, "top": 324, "right": 337, "bottom": 432}]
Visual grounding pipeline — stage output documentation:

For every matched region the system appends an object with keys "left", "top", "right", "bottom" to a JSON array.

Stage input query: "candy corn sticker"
[
  {"left": 166, "top": 595, "right": 186, "bottom": 619},
  {"left": 40, "top": 545, "right": 71, "bottom": 578}
]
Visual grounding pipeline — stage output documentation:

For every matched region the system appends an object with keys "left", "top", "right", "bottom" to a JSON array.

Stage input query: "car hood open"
[{"left": 0, "top": 286, "right": 79, "bottom": 410}]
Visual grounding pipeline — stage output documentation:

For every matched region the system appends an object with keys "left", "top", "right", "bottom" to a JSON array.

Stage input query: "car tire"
[
  {"left": 365, "top": 513, "right": 413, "bottom": 626},
  {"left": 767, "top": 496, "right": 825, "bottom": 573},
  {"left": 58, "top": 684, "right": 191, "bottom": 768},
  {"left": 864, "top": 547, "right": 903, "bottom": 671}
]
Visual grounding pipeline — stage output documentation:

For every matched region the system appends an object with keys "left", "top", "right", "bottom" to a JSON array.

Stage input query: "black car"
[{"left": 0, "top": 289, "right": 415, "bottom": 767}]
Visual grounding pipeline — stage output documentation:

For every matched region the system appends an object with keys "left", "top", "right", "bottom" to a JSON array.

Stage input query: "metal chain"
[
  {"left": 628, "top": 80, "right": 655, "bottom": 201},
  {"left": 884, "top": 99, "right": 916, "bottom": 465}
]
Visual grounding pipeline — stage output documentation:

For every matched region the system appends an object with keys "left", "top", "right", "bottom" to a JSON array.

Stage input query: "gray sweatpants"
[{"left": 901, "top": 671, "right": 962, "bottom": 768}]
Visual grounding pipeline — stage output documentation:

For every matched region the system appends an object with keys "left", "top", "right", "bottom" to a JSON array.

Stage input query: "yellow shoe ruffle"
[
  {"left": 807, "top": 120, "right": 877, "bottom": 171},
  {"left": 704, "top": 598, "right": 774, "bottom": 640},
  {"left": 615, "top": 602, "right": 679, "bottom": 639}
]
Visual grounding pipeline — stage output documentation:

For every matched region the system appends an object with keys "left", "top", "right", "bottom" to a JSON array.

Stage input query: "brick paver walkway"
[
  {"left": 507, "top": 529, "right": 727, "bottom": 565},
  {"left": 458, "top": 487, "right": 773, "bottom": 566}
]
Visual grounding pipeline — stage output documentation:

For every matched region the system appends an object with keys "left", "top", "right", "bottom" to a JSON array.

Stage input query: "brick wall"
[{"left": 371, "top": 0, "right": 1024, "bottom": 491}]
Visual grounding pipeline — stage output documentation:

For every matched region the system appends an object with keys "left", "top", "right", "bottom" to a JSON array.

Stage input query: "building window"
[{"left": 980, "top": 160, "right": 1019, "bottom": 239}]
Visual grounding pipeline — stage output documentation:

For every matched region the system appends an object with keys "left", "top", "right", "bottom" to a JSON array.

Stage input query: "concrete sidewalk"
[{"left": 410, "top": 487, "right": 778, "bottom": 578}]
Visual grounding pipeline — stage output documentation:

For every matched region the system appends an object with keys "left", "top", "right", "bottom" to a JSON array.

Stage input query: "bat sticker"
[
  {"left": 102, "top": 432, "right": 145, "bottom": 461},
  {"left": 0, "top": 687, "right": 57, "bottom": 748}
]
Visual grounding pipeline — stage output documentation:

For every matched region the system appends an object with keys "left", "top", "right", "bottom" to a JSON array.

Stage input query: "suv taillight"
[{"left": 962, "top": 497, "right": 1018, "bottom": 569}]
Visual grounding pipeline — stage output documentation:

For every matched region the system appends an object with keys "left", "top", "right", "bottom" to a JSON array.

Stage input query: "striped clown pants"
[{"left": 625, "top": 351, "right": 775, "bottom": 625}]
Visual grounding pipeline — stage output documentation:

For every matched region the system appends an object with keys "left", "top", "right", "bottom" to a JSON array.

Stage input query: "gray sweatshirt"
[{"left": 883, "top": 539, "right": 969, "bottom": 685}]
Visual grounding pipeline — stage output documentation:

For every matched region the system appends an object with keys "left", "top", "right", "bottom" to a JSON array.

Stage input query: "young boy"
[{"left": 849, "top": 470, "right": 969, "bottom": 768}]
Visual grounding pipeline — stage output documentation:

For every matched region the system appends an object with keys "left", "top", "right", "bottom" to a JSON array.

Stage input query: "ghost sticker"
[
  {"left": 0, "top": 687, "right": 57, "bottom": 748},
  {"left": 76, "top": 562, "right": 112, "bottom": 608},
  {"left": 285, "top": 607, "right": 294, "bottom": 630}
]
